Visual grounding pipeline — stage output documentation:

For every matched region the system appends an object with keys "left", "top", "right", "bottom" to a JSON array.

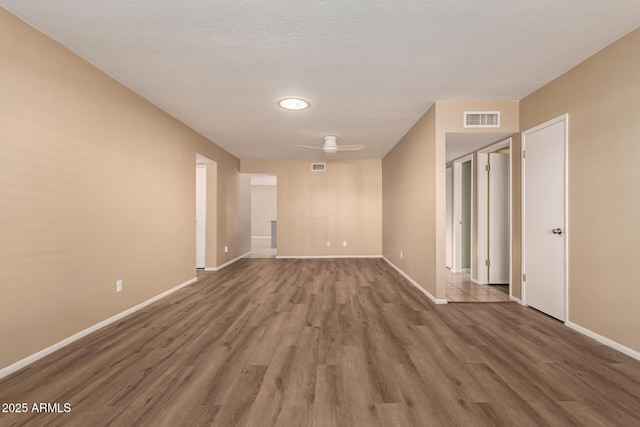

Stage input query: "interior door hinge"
[
  {"left": 485, "top": 259, "right": 490, "bottom": 267},
  {"left": 522, "top": 150, "right": 526, "bottom": 159},
  {"left": 485, "top": 164, "right": 490, "bottom": 172},
  {"left": 523, "top": 273, "right": 526, "bottom": 281}
]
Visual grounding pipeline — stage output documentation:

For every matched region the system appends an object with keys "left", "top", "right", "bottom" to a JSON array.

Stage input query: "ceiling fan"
[{"left": 298, "top": 135, "right": 364, "bottom": 155}]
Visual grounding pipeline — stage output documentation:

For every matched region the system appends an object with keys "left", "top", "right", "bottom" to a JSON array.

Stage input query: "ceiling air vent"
[
  {"left": 311, "top": 163, "right": 326, "bottom": 172},
  {"left": 464, "top": 111, "right": 500, "bottom": 128}
]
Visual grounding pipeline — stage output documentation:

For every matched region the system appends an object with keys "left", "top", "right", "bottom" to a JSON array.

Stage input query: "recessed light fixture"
[{"left": 277, "top": 97, "right": 310, "bottom": 111}]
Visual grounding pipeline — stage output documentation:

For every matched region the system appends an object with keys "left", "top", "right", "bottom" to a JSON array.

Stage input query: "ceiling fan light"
[
  {"left": 323, "top": 135, "right": 338, "bottom": 146},
  {"left": 277, "top": 97, "right": 310, "bottom": 110}
]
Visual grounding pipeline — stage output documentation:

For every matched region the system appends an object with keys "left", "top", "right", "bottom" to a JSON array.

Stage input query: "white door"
[
  {"left": 195, "top": 166, "right": 207, "bottom": 269},
  {"left": 488, "top": 152, "right": 509, "bottom": 284},
  {"left": 476, "top": 153, "right": 489, "bottom": 283},
  {"left": 522, "top": 116, "right": 567, "bottom": 321},
  {"left": 445, "top": 166, "right": 453, "bottom": 269}
]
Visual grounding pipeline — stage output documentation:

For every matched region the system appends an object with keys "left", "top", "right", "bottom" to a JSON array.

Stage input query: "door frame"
[
  {"left": 445, "top": 166, "right": 454, "bottom": 269},
  {"left": 452, "top": 154, "right": 473, "bottom": 273},
  {"left": 521, "top": 114, "right": 569, "bottom": 322},
  {"left": 195, "top": 165, "right": 207, "bottom": 269},
  {"left": 476, "top": 138, "right": 512, "bottom": 295},
  {"left": 196, "top": 154, "right": 217, "bottom": 270}
]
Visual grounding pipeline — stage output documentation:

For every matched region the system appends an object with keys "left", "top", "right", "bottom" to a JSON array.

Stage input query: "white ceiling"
[{"left": 2, "top": 1, "right": 639, "bottom": 160}]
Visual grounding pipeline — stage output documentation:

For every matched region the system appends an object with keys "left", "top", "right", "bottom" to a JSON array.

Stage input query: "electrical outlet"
[
  {"left": 400, "top": 251, "right": 403, "bottom": 259},
  {"left": 327, "top": 241, "right": 331, "bottom": 247},
  {"left": 224, "top": 246, "right": 228, "bottom": 253},
  {"left": 343, "top": 241, "right": 347, "bottom": 247},
  {"left": 116, "top": 279, "right": 123, "bottom": 293}
]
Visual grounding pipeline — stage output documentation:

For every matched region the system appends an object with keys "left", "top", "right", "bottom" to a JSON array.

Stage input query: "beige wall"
[
  {"left": 0, "top": 9, "right": 249, "bottom": 370},
  {"left": 241, "top": 159, "right": 382, "bottom": 256},
  {"left": 251, "top": 185, "right": 277, "bottom": 237},
  {"left": 382, "top": 105, "right": 437, "bottom": 296},
  {"left": 518, "top": 27, "right": 640, "bottom": 352},
  {"left": 218, "top": 171, "right": 251, "bottom": 264}
]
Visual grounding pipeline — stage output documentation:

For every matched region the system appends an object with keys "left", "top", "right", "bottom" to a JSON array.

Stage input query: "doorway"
[
  {"left": 476, "top": 138, "right": 512, "bottom": 291},
  {"left": 445, "top": 132, "right": 515, "bottom": 303},
  {"left": 452, "top": 154, "right": 473, "bottom": 273},
  {"left": 445, "top": 166, "right": 453, "bottom": 269},
  {"left": 522, "top": 115, "right": 568, "bottom": 321},
  {"left": 247, "top": 174, "right": 277, "bottom": 258},
  {"left": 195, "top": 165, "right": 206, "bottom": 269},
  {"left": 195, "top": 154, "right": 217, "bottom": 270}
]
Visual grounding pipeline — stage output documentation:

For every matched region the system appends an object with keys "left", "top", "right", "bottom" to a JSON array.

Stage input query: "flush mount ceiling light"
[{"left": 277, "top": 97, "right": 310, "bottom": 111}]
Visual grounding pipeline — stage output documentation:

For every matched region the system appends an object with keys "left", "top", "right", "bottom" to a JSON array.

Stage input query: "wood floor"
[{"left": 1, "top": 259, "right": 639, "bottom": 426}]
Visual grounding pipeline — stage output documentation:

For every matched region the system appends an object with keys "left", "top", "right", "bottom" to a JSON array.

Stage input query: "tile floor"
[
  {"left": 245, "top": 237, "right": 277, "bottom": 258},
  {"left": 446, "top": 269, "right": 510, "bottom": 303}
]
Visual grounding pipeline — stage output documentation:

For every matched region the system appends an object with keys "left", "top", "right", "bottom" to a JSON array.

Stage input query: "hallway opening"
[{"left": 247, "top": 174, "right": 277, "bottom": 259}]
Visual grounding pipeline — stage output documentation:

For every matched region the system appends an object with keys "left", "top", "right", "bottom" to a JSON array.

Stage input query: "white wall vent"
[
  {"left": 464, "top": 111, "right": 500, "bottom": 128},
  {"left": 311, "top": 163, "right": 326, "bottom": 172}
]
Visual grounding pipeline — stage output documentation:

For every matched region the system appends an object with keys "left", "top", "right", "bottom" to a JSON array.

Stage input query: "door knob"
[{"left": 552, "top": 228, "right": 563, "bottom": 235}]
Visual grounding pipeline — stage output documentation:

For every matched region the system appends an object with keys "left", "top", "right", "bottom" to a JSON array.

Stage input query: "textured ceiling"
[{"left": 2, "top": 1, "right": 639, "bottom": 159}]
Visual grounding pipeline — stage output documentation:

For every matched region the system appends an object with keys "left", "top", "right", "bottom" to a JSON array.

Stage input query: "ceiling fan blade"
[
  {"left": 297, "top": 145, "right": 324, "bottom": 150},
  {"left": 336, "top": 145, "right": 365, "bottom": 151}
]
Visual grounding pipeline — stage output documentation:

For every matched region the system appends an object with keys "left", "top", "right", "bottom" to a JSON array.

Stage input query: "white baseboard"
[
  {"left": 566, "top": 321, "right": 640, "bottom": 362},
  {"left": 251, "top": 236, "right": 270, "bottom": 239},
  {"left": 275, "top": 255, "right": 382, "bottom": 259},
  {"left": 0, "top": 276, "right": 198, "bottom": 380},
  {"left": 382, "top": 257, "right": 448, "bottom": 305},
  {"left": 491, "top": 296, "right": 638, "bottom": 361},
  {"left": 204, "top": 251, "right": 252, "bottom": 271}
]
